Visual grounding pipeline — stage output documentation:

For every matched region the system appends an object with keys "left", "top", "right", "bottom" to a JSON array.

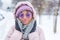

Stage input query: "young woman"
[{"left": 5, "top": 1, "right": 45, "bottom": 40}]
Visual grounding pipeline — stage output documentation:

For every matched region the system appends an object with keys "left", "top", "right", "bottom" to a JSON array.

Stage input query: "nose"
[{"left": 23, "top": 14, "right": 27, "bottom": 19}]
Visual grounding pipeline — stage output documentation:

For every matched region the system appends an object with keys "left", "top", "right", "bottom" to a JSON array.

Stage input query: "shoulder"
[
  {"left": 36, "top": 26, "right": 44, "bottom": 34},
  {"left": 10, "top": 25, "right": 16, "bottom": 31}
]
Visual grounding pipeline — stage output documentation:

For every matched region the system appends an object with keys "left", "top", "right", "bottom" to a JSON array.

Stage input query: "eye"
[
  {"left": 19, "top": 13, "right": 24, "bottom": 18},
  {"left": 26, "top": 12, "right": 31, "bottom": 18}
]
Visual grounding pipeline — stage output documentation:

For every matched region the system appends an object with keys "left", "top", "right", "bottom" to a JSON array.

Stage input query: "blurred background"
[{"left": 0, "top": 0, "right": 60, "bottom": 40}]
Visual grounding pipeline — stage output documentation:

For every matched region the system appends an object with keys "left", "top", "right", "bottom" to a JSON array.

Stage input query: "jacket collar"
[{"left": 15, "top": 20, "right": 36, "bottom": 33}]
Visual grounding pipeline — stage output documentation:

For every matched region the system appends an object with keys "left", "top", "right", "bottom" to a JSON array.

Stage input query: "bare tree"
[
  {"left": 31, "top": 0, "right": 46, "bottom": 15},
  {"left": 0, "top": 0, "right": 3, "bottom": 8},
  {"left": 53, "top": 0, "right": 59, "bottom": 33},
  {"left": 31, "top": 0, "right": 46, "bottom": 24}
]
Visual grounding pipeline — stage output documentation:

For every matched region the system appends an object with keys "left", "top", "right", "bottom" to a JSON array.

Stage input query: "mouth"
[{"left": 22, "top": 19, "right": 28, "bottom": 24}]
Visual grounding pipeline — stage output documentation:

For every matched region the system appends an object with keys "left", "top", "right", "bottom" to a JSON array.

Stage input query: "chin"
[{"left": 23, "top": 23, "right": 28, "bottom": 25}]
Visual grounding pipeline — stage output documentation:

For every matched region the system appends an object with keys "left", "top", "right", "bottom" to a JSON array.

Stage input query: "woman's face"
[{"left": 18, "top": 10, "right": 33, "bottom": 25}]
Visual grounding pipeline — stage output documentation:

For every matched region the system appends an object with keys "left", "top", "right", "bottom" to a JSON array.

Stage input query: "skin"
[{"left": 18, "top": 10, "right": 33, "bottom": 25}]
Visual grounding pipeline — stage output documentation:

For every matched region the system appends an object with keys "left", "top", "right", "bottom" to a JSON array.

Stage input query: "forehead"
[
  {"left": 21, "top": 10, "right": 32, "bottom": 14},
  {"left": 22, "top": 10, "right": 27, "bottom": 13}
]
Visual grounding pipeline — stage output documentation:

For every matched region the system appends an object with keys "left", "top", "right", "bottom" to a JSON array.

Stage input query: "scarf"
[{"left": 15, "top": 18, "right": 36, "bottom": 40}]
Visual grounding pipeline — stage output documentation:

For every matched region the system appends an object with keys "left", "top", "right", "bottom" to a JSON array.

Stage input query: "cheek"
[
  {"left": 18, "top": 18, "right": 23, "bottom": 22},
  {"left": 27, "top": 16, "right": 33, "bottom": 22},
  {"left": 29, "top": 15, "right": 33, "bottom": 20}
]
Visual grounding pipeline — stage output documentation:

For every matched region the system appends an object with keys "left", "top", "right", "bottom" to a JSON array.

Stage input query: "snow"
[
  {"left": 37, "top": 15, "right": 60, "bottom": 40},
  {"left": 0, "top": 9, "right": 14, "bottom": 40},
  {"left": 0, "top": 9, "right": 60, "bottom": 40}
]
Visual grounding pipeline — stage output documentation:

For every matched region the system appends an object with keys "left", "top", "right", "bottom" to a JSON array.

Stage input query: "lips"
[{"left": 22, "top": 19, "right": 27, "bottom": 24}]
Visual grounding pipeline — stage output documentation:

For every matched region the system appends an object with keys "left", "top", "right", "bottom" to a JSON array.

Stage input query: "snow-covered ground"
[
  {"left": 0, "top": 9, "right": 60, "bottom": 40},
  {"left": 0, "top": 9, "right": 14, "bottom": 40},
  {"left": 37, "top": 15, "right": 60, "bottom": 40}
]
